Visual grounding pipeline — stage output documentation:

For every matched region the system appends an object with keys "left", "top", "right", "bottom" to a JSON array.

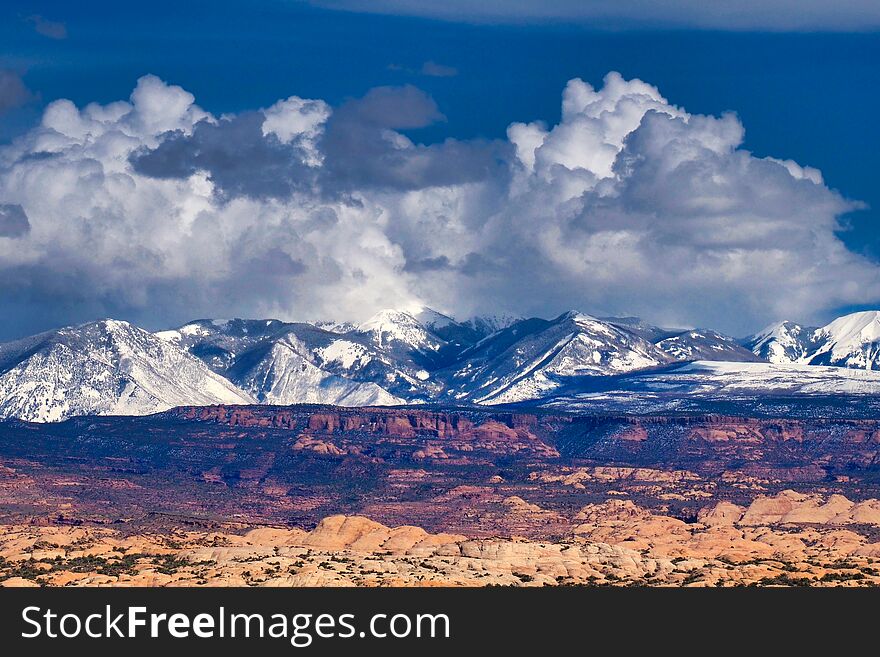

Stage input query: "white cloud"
[
  {"left": 511, "top": 73, "right": 686, "bottom": 186},
  {"left": 0, "top": 72, "right": 876, "bottom": 338},
  {"left": 261, "top": 96, "right": 331, "bottom": 166}
]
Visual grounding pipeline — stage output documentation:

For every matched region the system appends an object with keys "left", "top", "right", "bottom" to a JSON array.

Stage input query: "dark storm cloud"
[
  {"left": 457, "top": 252, "right": 502, "bottom": 277},
  {"left": 248, "top": 247, "right": 307, "bottom": 277},
  {"left": 341, "top": 85, "right": 445, "bottom": 129},
  {"left": 130, "top": 112, "right": 318, "bottom": 199},
  {"left": 129, "top": 85, "right": 507, "bottom": 196},
  {"left": 321, "top": 85, "right": 511, "bottom": 191},
  {"left": 402, "top": 255, "right": 451, "bottom": 273},
  {"left": 0, "top": 204, "right": 31, "bottom": 238}
]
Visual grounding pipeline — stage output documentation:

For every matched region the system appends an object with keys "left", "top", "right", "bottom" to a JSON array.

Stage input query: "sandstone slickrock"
[{"left": 6, "top": 498, "right": 880, "bottom": 586}]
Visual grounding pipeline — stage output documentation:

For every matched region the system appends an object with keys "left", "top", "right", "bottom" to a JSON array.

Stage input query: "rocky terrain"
[
  {"left": 4, "top": 493, "right": 880, "bottom": 587},
  {"left": 3, "top": 404, "right": 880, "bottom": 586}
]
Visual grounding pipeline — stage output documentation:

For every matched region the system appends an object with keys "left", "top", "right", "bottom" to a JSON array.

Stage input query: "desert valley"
[{"left": 4, "top": 404, "right": 880, "bottom": 586}]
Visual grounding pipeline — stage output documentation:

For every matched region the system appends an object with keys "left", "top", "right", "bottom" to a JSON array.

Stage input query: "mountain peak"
[
  {"left": 461, "top": 314, "right": 521, "bottom": 338},
  {"left": 821, "top": 311, "right": 880, "bottom": 344},
  {"left": 357, "top": 309, "right": 444, "bottom": 352},
  {"left": 556, "top": 310, "right": 597, "bottom": 323},
  {"left": 358, "top": 308, "right": 420, "bottom": 332},
  {"left": 750, "top": 320, "right": 800, "bottom": 343},
  {"left": 745, "top": 311, "right": 880, "bottom": 369},
  {"left": 73, "top": 318, "right": 135, "bottom": 333},
  {"left": 744, "top": 320, "right": 815, "bottom": 364},
  {"left": 410, "top": 306, "right": 456, "bottom": 329},
  {"left": 804, "top": 310, "right": 880, "bottom": 369},
  {"left": 0, "top": 318, "right": 253, "bottom": 422},
  {"left": 359, "top": 306, "right": 455, "bottom": 329}
]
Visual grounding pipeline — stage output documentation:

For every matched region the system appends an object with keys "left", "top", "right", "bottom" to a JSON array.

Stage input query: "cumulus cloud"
[
  {"left": 131, "top": 111, "right": 322, "bottom": 199},
  {"left": 0, "top": 71, "right": 876, "bottom": 338},
  {"left": 310, "top": 1, "right": 880, "bottom": 31},
  {"left": 261, "top": 96, "right": 331, "bottom": 165},
  {"left": 317, "top": 85, "right": 506, "bottom": 192}
]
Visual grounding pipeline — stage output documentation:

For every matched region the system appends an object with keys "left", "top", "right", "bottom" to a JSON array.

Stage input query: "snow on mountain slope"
[
  {"left": 805, "top": 311, "right": 880, "bottom": 369},
  {"left": 656, "top": 329, "right": 761, "bottom": 363},
  {"left": 315, "top": 339, "right": 374, "bottom": 371},
  {"left": 538, "top": 360, "right": 880, "bottom": 416},
  {"left": 746, "top": 312, "right": 880, "bottom": 370},
  {"left": 411, "top": 307, "right": 455, "bottom": 330},
  {"left": 667, "top": 360, "right": 880, "bottom": 394},
  {"left": 159, "top": 317, "right": 420, "bottom": 404},
  {"left": 313, "top": 321, "right": 358, "bottom": 335},
  {"left": 155, "top": 318, "right": 295, "bottom": 372},
  {"left": 411, "top": 307, "right": 484, "bottom": 347},
  {"left": 443, "top": 311, "right": 672, "bottom": 404},
  {"left": 0, "top": 320, "right": 254, "bottom": 422},
  {"left": 744, "top": 321, "right": 816, "bottom": 364},
  {"left": 10, "top": 308, "right": 880, "bottom": 422},
  {"left": 599, "top": 316, "right": 680, "bottom": 343},
  {"left": 356, "top": 309, "right": 446, "bottom": 353},
  {"left": 229, "top": 334, "right": 403, "bottom": 406},
  {"left": 461, "top": 314, "right": 522, "bottom": 340},
  {"left": 347, "top": 309, "right": 466, "bottom": 393},
  {"left": 311, "top": 336, "right": 439, "bottom": 399}
]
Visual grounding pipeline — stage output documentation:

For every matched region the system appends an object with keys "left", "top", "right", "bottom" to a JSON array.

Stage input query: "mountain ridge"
[
  {"left": 2, "top": 309, "right": 880, "bottom": 422},
  {"left": 0, "top": 319, "right": 254, "bottom": 422},
  {"left": 744, "top": 311, "right": 880, "bottom": 370}
]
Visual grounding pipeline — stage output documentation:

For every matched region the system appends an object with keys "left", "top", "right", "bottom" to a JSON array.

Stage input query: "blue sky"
[{"left": 0, "top": 1, "right": 879, "bottom": 337}]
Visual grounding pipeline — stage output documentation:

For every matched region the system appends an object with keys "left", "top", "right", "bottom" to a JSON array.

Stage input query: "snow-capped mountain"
[
  {"left": 156, "top": 309, "right": 467, "bottom": 405},
  {"left": 599, "top": 316, "right": 680, "bottom": 342},
  {"left": 745, "top": 311, "right": 880, "bottom": 370},
  {"left": 228, "top": 333, "right": 403, "bottom": 406},
  {"left": 0, "top": 320, "right": 254, "bottom": 422},
  {"left": 805, "top": 311, "right": 880, "bottom": 369},
  {"left": 440, "top": 311, "right": 673, "bottom": 404},
  {"left": 155, "top": 318, "right": 294, "bottom": 373},
  {"left": 157, "top": 318, "right": 412, "bottom": 405},
  {"left": 313, "top": 320, "right": 359, "bottom": 335},
  {"left": 744, "top": 321, "right": 817, "bottom": 364},
  {"left": 355, "top": 309, "right": 448, "bottom": 359},
  {"left": 600, "top": 317, "right": 757, "bottom": 362},
  {"left": 460, "top": 314, "right": 522, "bottom": 340},
  {"left": 7, "top": 307, "right": 880, "bottom": 422},
  {"left": 408, "top": 307, "right": 485, "bottom": 347},
  {"left": 656, "top": 329, "right": 760, "bottom": 363}
]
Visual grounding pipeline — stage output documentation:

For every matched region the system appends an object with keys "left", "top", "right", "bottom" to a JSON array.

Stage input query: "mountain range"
[
  {"left": 744, "top": 312, "right": 880, "bottom": 369},
  {"left": 3, "top": 308, "right": 880, "bottom": 422}
]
